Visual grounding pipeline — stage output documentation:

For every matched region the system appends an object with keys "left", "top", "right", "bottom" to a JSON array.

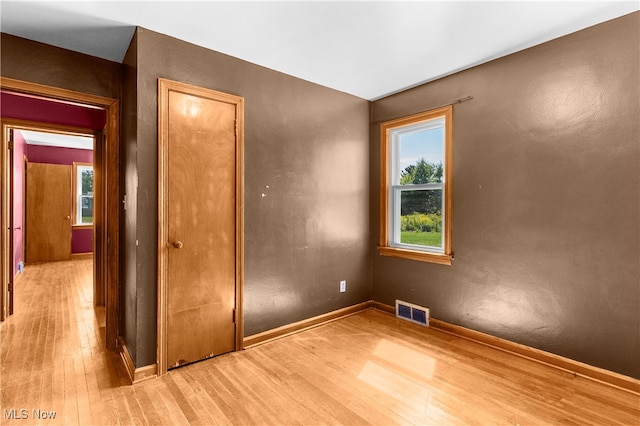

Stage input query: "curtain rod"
[{"left": 372, "top": 95, "right": 473, "bottom": 124}]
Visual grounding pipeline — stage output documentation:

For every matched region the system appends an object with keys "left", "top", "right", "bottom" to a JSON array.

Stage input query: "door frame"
[
  {"left": 7, "top": 128, "right": 14, "bottom": 316},
  {"left": 0, "top": 77, "right": 120, "bottom": 351},
  {"left": 157, "top": 78, "right": 245, "bottom": 375}
]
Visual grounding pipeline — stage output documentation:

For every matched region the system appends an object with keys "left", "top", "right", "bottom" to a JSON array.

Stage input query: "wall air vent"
[{"left": 395, "top": 300, "right": 430, "bottom": 327}]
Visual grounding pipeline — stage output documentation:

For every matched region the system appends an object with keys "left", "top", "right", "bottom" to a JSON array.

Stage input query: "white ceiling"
[
  {"left": 1, "top": 1, "right": 638, "bottom": 100},
  {"left": 20, "top": 130, "right": 94, "bottom": 150}
]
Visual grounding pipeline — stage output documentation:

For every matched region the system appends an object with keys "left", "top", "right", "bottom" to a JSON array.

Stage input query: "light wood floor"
[{"left": 1, "top": 260, "right": 638, "bottom": 425}]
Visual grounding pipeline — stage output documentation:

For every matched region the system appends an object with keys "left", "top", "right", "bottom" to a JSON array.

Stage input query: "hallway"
[{"left": 1, "top": 259, "right": 129, "bottom": 424}]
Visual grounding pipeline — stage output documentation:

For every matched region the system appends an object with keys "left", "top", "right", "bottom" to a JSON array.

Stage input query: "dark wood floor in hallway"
[{"left": 1, "top": 259, "right": 638, "bottom": 425}]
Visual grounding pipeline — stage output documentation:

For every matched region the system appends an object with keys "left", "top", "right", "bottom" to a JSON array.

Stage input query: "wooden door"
[
  {"left": 159, "top": 79, "right": 244, "bottom": 371},
  {"left": 26, "top": 163, "right": 72, "bottom": 262}
]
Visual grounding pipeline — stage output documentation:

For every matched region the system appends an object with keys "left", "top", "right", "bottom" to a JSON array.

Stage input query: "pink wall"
[
  {"left": 26, "top": 145, "right": 94, "bottom": 256},
  {"left": 27, "top": 144, "right": 93, "bottom": 165},
  {"left": 1, "top": 91, "right": 106, "bottom": 129},
  {"left": 12, "top": 131, "right": 26, "bottom": 275},
  {"left": 72, "top": 228, "right": 93, "bottom": 254}
]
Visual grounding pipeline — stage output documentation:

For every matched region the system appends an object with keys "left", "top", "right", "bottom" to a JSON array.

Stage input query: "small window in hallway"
[{"left": 73, "top": 162, "right": 93, "bottom": 226}]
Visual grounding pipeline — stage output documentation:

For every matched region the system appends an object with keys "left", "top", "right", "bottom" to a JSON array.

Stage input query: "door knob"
[
  {"left": 172, "top": 241, "right": 184, "bottom": 249},
  {"left": 65, "top": 216, "right": 71, "bottom": 220}
]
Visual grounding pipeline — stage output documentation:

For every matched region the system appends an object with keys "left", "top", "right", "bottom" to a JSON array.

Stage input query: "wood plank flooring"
[{"left": 1, "top": 259, "right": 638, "bottom": 425}]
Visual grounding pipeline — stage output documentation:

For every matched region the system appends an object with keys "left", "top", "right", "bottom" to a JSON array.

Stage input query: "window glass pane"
[
  {"left": 81, "top": 196, "right": 93, "bottom": 224},
  {"left": 74, "top": 164, "right": 93, "bottom": 225},
  {"left": 81, "top": 168, "right": 93, "bottom": 196},
  {"left": 400, "top": 189, "right": 443, "bottom": 248},
  {"left": 397, "top": 125, "right": 444, "bottom": 185}
]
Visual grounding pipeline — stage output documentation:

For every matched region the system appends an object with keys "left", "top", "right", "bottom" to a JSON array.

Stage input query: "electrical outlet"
[{"left": 340, "top": 280, "right": 346, "bottom": 292}]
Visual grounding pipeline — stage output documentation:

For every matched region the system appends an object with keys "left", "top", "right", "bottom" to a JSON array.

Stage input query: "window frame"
[
  {"left": 72, "top": 161, "right": 94, "bottom": 228},
  {"left": 379, "top": 106, "right": 453, "bottom": 265}
]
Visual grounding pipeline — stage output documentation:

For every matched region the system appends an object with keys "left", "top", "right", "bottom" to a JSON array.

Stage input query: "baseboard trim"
[
  {"left": 243, "top": 301, "right": 372, "bottom": 348},
  {"left": 117, "top": 337, "right": 157, "bottom": 384},
  {"left": 372, "top": 301, "right": 639, "bottom": 395},
  {"left": 371, "top": 300, "right": 396, "bottom": 315},
  {"left": 71, "top": 252, "right": 93, "bottom": 260}
]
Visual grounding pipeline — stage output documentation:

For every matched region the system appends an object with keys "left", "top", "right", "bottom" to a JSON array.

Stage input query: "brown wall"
[
  {"left": 121, "top": 31, "right": 139, "bottom": 363},
  {"left": 0, "top": 33, "right": 121, "bottom": 100},
  {"left": 122, "top": 28, "right": 371, "bottom": 367},
  {"left": 370, "top": 12, "right": 640, "bottom": 378}
]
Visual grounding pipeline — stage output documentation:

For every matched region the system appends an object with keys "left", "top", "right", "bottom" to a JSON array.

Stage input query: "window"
[
  {"left": 73, "top": 162, "right": 94, "bottom": 226},
  {"left": 379, "top": 106, "right": 453, "bottom": 265}
]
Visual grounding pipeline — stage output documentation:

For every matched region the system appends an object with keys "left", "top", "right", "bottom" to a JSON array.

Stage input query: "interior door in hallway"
[
  {"left": 159, "top": 79, "right": 244, "bottom": 370},
  {"left": 26, "top": 162, "right": 72, "bottom": 262}
]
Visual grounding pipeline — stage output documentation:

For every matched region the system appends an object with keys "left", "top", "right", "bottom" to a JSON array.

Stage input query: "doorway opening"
[
  {"left": 0, "top": 77, "right": 119, "bottom": 351},
  {"left": 11, "top": 125, "right": 96, "bottom": 295}
]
